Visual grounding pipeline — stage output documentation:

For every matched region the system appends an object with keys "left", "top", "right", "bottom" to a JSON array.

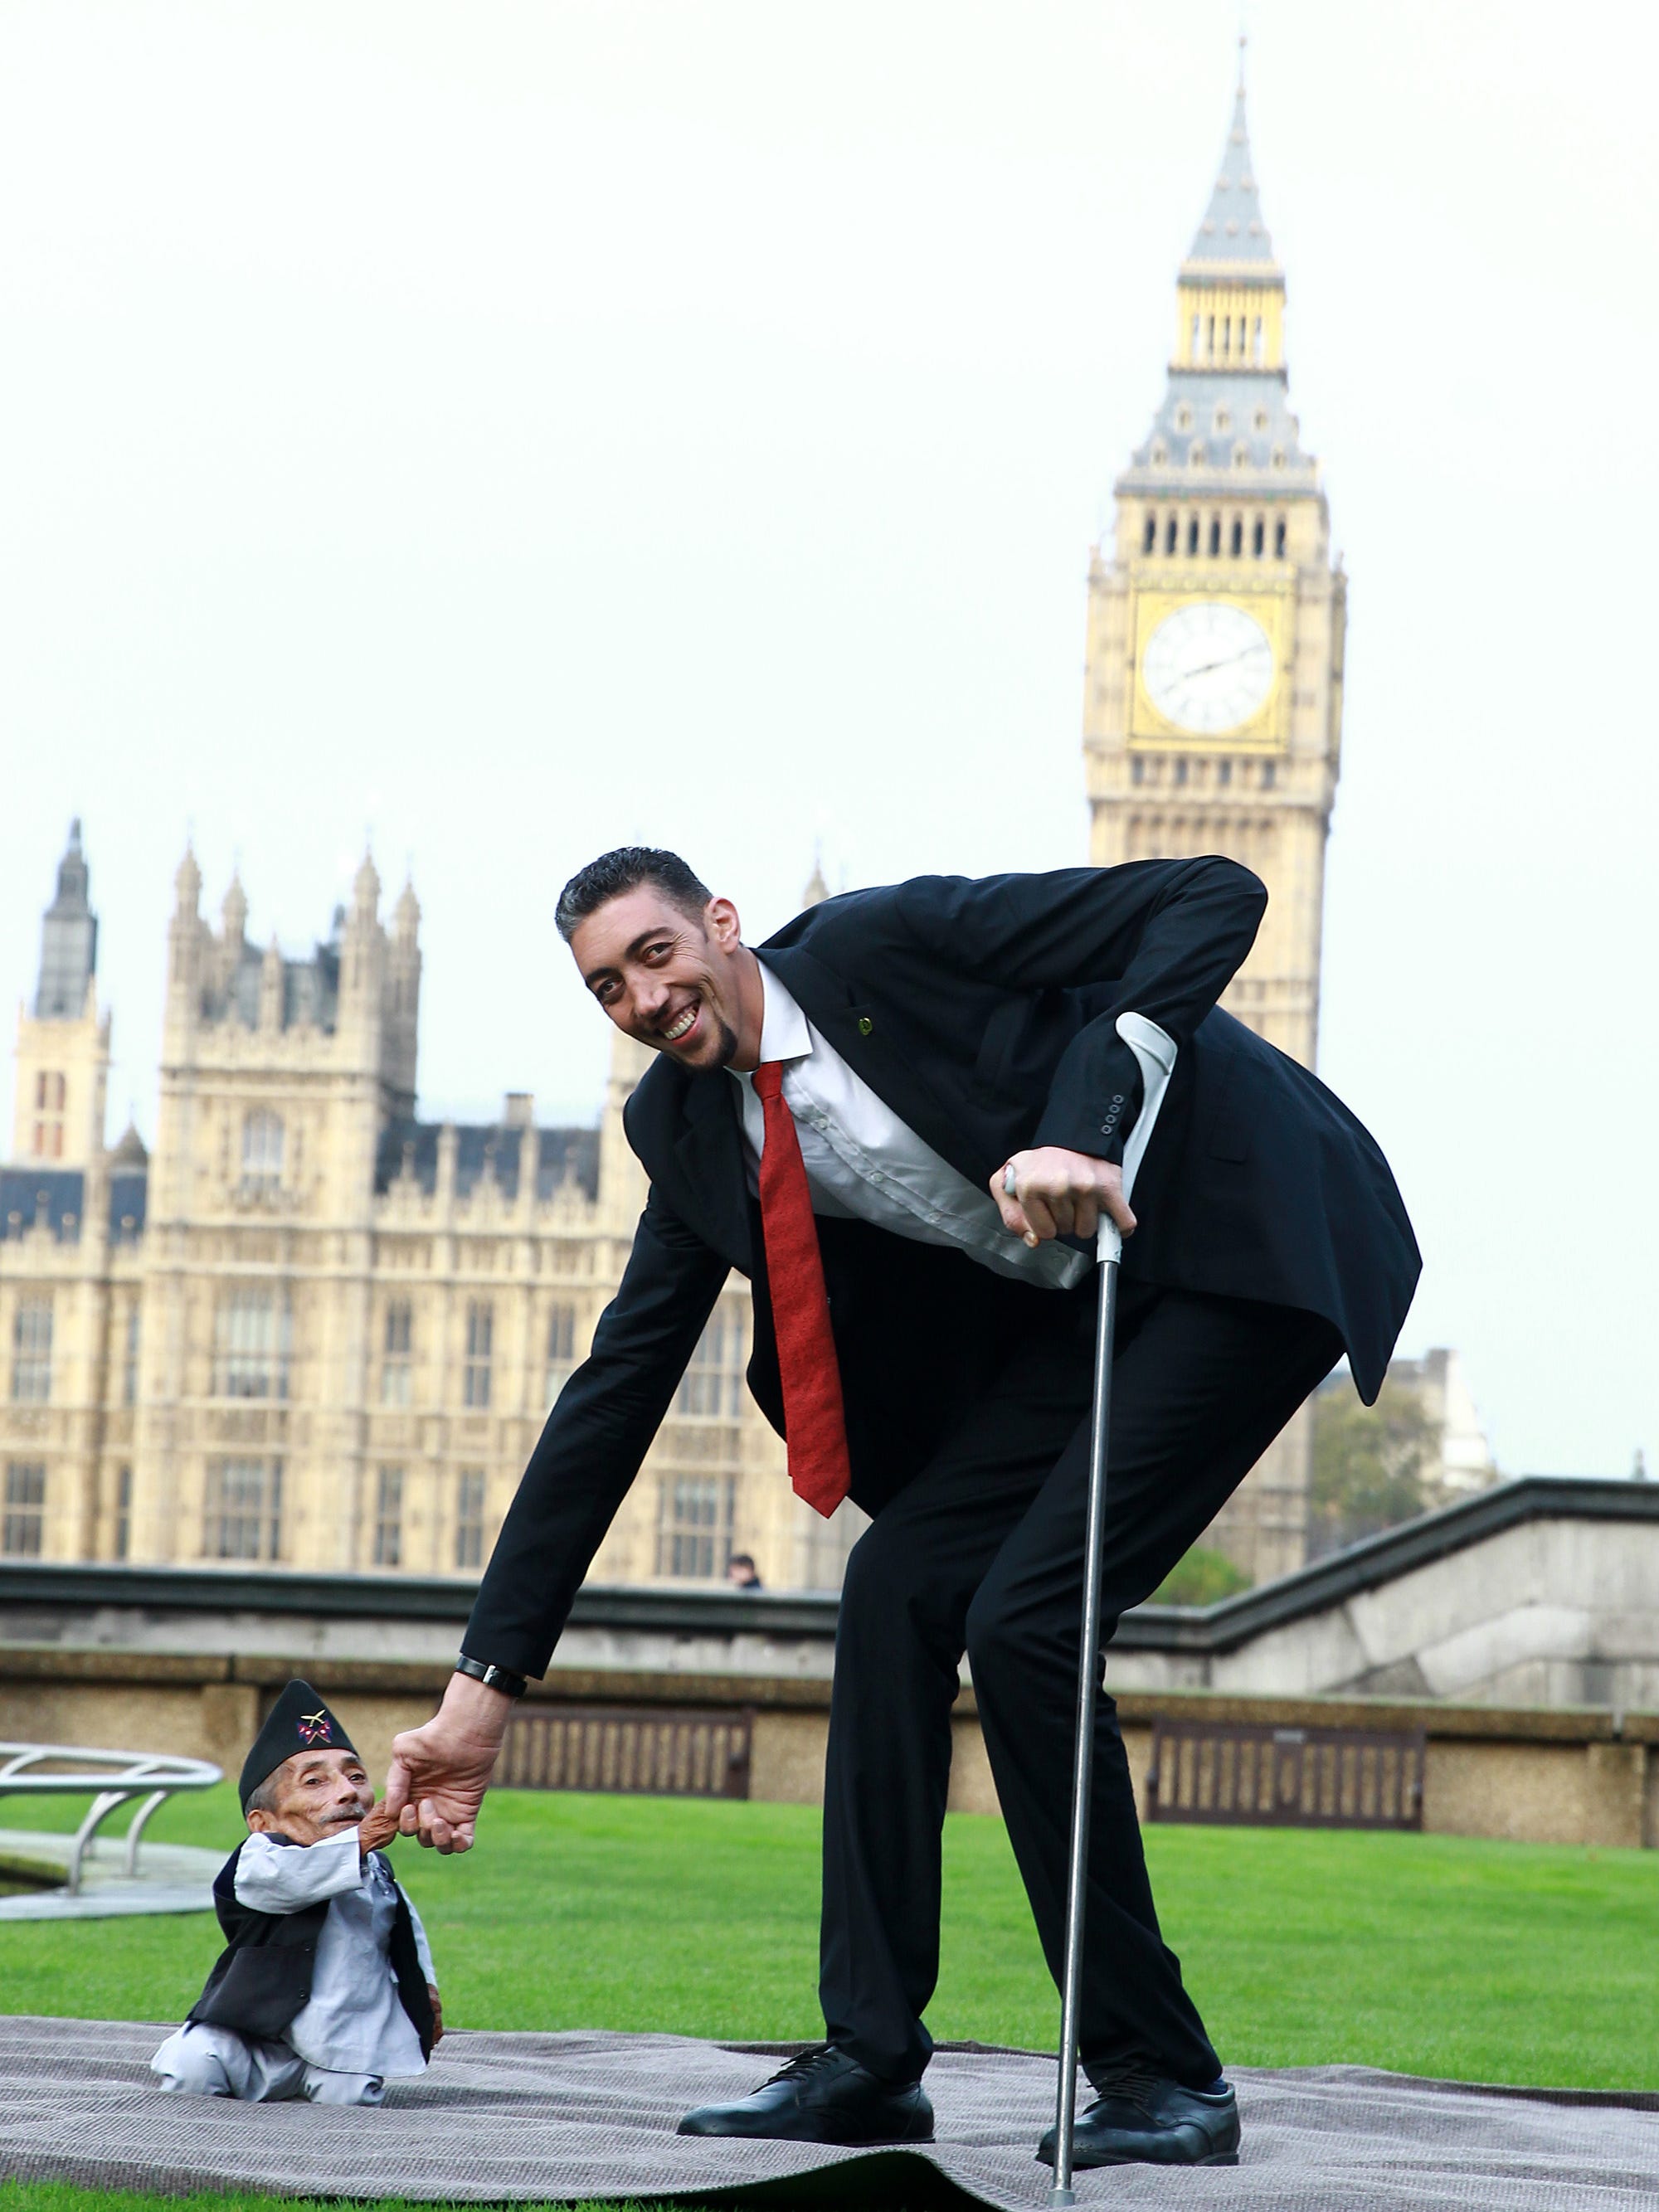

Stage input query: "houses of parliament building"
[{"left": 2, "top": 82, "right": 1354, "bottom": 1590}]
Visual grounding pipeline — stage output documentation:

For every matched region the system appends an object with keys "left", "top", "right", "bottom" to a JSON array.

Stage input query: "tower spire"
[
  {"left": 1184, "top": 74, "right": 1275, "bottom": 272},
  {"left": 35, "top": 819, "right": 99, "bottom": 1018}
]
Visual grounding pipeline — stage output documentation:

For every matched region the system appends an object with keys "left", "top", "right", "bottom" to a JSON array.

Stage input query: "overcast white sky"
[{"left": 2, "top": 1, "right": 1654, "bottom": 1478}]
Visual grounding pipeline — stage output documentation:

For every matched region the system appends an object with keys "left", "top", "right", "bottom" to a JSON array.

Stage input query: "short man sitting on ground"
[{"left": 153, "top": 1680, "right": 440, "bottom": 2107}]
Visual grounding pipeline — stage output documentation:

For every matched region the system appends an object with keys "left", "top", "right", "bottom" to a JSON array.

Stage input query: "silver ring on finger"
[{"left": 1002, "top": 1160, "right": 1019, "bottom": 1196}]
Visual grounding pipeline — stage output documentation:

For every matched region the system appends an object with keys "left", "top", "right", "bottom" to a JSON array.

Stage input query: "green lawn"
[
  {"left": 1, "top": 2197, "right": 658, "bottom": 2212},
  {"left": 2, "top": 1781, "right": 1655, "bottom": 2091}
]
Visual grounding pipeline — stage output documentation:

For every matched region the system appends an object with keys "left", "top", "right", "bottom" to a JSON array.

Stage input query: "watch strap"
[{"left": 455, "top": 1652, "right": 528, "bottom": 1699}]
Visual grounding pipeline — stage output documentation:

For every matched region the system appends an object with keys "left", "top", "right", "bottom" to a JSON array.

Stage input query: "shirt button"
[{"left": 856, "top": 1016, "right": 873, "bottom": 1036}]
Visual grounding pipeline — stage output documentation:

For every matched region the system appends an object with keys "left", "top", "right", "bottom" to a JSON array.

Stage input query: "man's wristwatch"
[{"left": 455, "top": 1653, "right": 528, "bottom": 1699}]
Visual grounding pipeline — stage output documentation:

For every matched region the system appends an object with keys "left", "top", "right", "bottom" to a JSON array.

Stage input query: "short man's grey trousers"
[{"left": 151, "top": 2021, "right": 385, "bottom": 2106}]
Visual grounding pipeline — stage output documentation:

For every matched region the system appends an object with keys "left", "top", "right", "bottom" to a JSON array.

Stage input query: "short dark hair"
[
  {"left": 554, "top": 847, "right": 713, "bottom": 944},
  {"left": 245, "top": 1764, "right": 285, "bottom": 1818}
]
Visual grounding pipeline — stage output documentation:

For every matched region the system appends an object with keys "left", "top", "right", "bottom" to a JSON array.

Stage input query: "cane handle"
[{"left": 1097, "top": 1013, "right": 1178, "bottom": 1265}]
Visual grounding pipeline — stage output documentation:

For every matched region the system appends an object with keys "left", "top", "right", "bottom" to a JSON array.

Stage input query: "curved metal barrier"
[{"left": 0, "top": 1743, "right": 223, "bottom": 1893}]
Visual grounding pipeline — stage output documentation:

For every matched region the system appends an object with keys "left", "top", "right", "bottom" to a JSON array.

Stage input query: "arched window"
[
  {"left": 1208, "top": 515, "right": 1221, "bottom": 557},
  {"left": 1143, "top": 513, "right": 1156, "bottom": 555},
  {"left": 455, "top": 1471, "right": 487, "bottom": 1570},
  {"left": 382, "top": 1301, "right": 412, "bottom": 1407},
  {"left": 464, "top": 1301, "right": 493, "bottom": 1408},
  {"left": 1190, "top": 314, "right": 1200, "bottom": 358},
  {"left": 241, "top": 1111, "right": 284, "bottom": 1195},
  {"left": 1253, "top": 516, "right": 1265, "bottom": 557},
  {"left": 546, "top": 1301, "right": 578, "bottom": 1407},
  {"left": 1164, "top": 513, "right": 1178, "bottom": 555},
  {"left": 677, "top": 1305, "right": 746, "bottom": 1419},
  {"left": 1186, "top": 514, "right": 1199, "bottom": 555},
  {"left": 1229, "top": 517, "right": 1243, "bottom": 557},
  {"left": 12, "top": 1299, "right": 53, "bottom": 1404},
  {"left": 1253, "top": 317, "right": 1264, "bottom": 363},
  {"left": 1274, "top": 518, "right": 1287, "bottom": 557},
  {"left": 213, "top": 1287, "right": 290, "bottom": 1401},
  {"left": 1131, "top": 756, "right": 1145, "bottom": 785}
]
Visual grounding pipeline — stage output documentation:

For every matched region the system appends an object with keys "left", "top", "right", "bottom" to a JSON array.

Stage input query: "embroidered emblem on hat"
[{"left": 239, "top": 1680, "right": 359, "bottom": 1807}]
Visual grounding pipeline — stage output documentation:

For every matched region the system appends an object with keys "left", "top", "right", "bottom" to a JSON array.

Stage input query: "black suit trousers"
[{"left": 819, "top": 1275, "right": 1340, "bottom": 2087}]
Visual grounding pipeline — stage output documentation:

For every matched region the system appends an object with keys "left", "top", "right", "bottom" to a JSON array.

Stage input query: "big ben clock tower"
[
  {"left": 1083, "top": 66, "right": 1344, "bottom": 1072},
  {"left": 1084, "top": 65, "right": 1344, "bottom": 1579}
]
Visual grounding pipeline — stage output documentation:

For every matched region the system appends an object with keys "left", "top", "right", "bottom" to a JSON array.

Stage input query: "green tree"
[
  {"left": 1309, "top": 1379, "right": 1443, "bottom": 1558},
  {"left": 1151, "top": 1544, "right": 1252, "bottom": 1607}
]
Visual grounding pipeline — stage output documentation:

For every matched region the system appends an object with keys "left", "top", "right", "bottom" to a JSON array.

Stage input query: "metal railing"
[
  {"left": 1146, "top": 1719, "right": 1425, "bottom": 1831},
  {"left": 498, "top": 1704, "right": 753, "bottom": 1800},
  {"left": 0, "top": 1743, "right": 223, "bottom": 1893}
]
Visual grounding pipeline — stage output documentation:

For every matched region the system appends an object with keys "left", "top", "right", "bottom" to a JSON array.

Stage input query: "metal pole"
[
  {"left": 1048, "top": 1242, "right": 1121, "bottom": 2208},
  {"left": 1038, "top": 1013, "right": 1176, "bottom": 2204}
]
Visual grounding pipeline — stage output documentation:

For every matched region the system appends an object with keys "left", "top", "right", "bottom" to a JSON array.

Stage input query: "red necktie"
[{"left": 752, "top": 1061, "right": 851, "bottom": 1517}]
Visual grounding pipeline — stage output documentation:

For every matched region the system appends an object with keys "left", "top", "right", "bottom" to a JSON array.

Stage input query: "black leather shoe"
[
  {"left": 678, "top": 2045, "right": 934, "bottom": 2143},
  {"left": 1037, "top": 2065, "right": 1239, "bottom": 2167}
]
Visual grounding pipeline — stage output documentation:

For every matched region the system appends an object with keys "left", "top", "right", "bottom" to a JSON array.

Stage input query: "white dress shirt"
[
  {"left": 233, "top": 1826, "right": 435, "bottom": 2077},
  {"left": 729, "top": 963, "right": 1087, "bottom": 1291}
]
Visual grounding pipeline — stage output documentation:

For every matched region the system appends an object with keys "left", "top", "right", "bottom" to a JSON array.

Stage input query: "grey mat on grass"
[{"left": 2, "top": 2017, "right": 1657, "bottom": 2210}]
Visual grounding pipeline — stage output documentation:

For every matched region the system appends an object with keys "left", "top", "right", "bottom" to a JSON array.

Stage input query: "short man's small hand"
[
  {"left": 384, "top": 1671, "right": 513, "bottom": 1855},
  {"left": 992, "top": 1146, "right": 1136, "bottom": 1248},
  {"left": 356, "top": 1796, "right": 401, "bottom": 1857},
  {"left": 427, "top": 1986, "right": 444, "bottom": 2047}
]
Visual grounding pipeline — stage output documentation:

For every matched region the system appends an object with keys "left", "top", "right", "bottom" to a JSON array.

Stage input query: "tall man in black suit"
[{"left": 387, "top": 848, "right": 1418, "bottom": 2169}]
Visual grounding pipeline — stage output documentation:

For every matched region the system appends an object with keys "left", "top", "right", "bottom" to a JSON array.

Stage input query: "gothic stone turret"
[
  {"left": 1083, "top": 65, "right": 1345, "bottom": 1073},
  {"left": 11, "top": 820, "right": 110, "bottom": 1169},
  {"left": 1081, "top": 58, "right": 1345, "bottom": 1584}
]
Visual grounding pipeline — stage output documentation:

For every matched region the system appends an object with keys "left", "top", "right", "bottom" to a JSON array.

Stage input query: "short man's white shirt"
[
  {"left": 728, "top": 962, "right": 1087, "bottom": 1291},
  {"left": 231, "top": 1826, "right": 434, "bottom": 2077}
]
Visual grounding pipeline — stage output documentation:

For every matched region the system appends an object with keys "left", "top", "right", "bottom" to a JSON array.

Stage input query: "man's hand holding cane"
[{"left": 993, "top": 1147, "right": 1136, "bottom": 1249}]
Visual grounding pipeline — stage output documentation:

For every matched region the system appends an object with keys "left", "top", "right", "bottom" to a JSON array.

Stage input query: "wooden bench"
[
  {"left": 499, "top": 1704, "right": 754, "bottom": 1801},
  {"left": 1145, "top": 1717, "right": 1425, "bottom": 1831}
]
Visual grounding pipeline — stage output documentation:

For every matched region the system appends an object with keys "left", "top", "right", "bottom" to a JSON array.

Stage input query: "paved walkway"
[{"left": 0, "top": 1827, "right": 217, "bottom": 1920}]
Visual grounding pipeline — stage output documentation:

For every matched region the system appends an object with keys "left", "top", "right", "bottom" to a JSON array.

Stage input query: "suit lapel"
[
  {"left": 672, "top": 1070, "right": 754, "bottom": 1273},
  {"left": 758, "top": 945, "right": 988, "bottom": 1187}
]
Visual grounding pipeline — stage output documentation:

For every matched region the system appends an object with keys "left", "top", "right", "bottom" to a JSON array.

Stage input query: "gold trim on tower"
[{"left": 1128, "top": 584, "right": 1292, "bottom": 748}]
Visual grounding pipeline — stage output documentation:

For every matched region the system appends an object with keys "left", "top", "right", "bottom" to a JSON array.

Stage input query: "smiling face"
[
  {"left": 570, "top": 884, "right": 764, "bottom": 1073},
  {"left": 246, "top": 1746, "right": 375, "bottom": 1845}
]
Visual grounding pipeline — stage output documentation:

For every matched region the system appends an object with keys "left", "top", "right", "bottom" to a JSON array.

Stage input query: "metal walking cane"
[{"left": 1047, "top": 1012, "right": 1178, "bottom": 2207}]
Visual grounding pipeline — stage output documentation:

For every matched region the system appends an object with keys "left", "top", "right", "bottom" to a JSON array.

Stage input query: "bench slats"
[
  {"left": 1146, "top": 1719, "right": 1425, "bottom": 1831},
  {"left": 498, "top": 1704, "right": 754, "bottom": 1801}
]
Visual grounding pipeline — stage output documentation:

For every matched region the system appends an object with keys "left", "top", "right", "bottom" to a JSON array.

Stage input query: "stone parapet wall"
[{"left": 3, "top": 1646, "right": 1656, "bottom": 1852}]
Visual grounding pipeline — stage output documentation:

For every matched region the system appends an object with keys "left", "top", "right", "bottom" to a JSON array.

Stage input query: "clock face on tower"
[{"left": 1141, "top": 600, "right": 1276, "bottom": 736}]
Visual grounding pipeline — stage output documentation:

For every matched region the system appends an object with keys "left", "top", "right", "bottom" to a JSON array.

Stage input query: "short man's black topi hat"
[{"left": 239, "top": 1680, "right": 358, "bottom": 1810}]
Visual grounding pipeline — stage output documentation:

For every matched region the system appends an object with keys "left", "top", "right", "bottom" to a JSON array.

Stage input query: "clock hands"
[{"left": 1175, "top": 645, "right": 1271, "bottom": 682}]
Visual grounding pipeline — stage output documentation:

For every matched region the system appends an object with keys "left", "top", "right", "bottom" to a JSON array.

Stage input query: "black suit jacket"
[{"left": 467, "top": 860, "right": 1419, "bottom": 1676}]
